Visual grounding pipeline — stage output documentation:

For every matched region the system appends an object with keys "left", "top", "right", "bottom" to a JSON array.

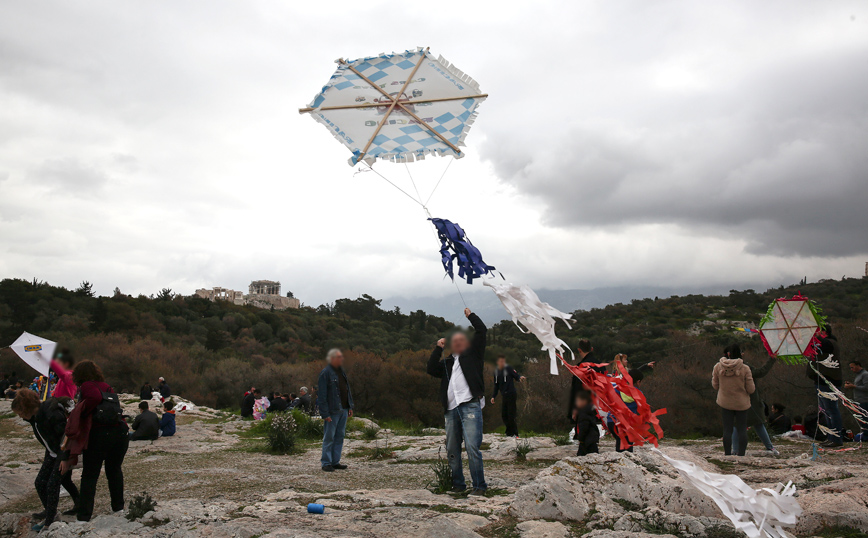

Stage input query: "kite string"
[
  {"left": 424, "top": 157, "right": 453, "bottom": 207},
  {"left": 359, "top": 163, "right": 425, "bottom": 208}
]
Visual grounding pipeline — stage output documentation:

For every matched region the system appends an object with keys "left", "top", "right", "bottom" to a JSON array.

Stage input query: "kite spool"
[{"left": 307, "top": 503, "right": 325, "bottom": 514}]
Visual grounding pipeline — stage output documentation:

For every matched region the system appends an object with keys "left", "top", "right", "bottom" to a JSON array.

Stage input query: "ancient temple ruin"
[{"left": 194, "top": 280, "right": 300, "bottom": 310}]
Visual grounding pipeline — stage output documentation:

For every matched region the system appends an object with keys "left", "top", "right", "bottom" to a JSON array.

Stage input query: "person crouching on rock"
[
  {"left": 317, "top": 348, "right": 354, "bottom": 472},
  {"left": 573, "top": 390, "right": 600, "bottom": 456},
  {"left": 159, "top": 400, "right": 176, "bottom": 437},
  {"left": 427, "top": 308, "right": 488, "bottom": 495},
  {"left": 11, "top": 389, "right": 80, "bottom": 532}
]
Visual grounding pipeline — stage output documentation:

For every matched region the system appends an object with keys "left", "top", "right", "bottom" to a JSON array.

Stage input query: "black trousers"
[
  {"left": 613, "top": 431, "right": 633, "bottom": 453},
  {"left": 721, "top": 408, "right": 748, "bottom": 456},
  {"left": 78, "top": 427, "right": 129, "bottom": 522},
  {"left": 501, "top": 393, "right": 518, "bottom": 437},
  {"left": 35, "top": 451, "right": 79, "bottom": 525}
]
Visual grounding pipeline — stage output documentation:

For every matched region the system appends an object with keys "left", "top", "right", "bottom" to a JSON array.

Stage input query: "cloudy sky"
[{"left": 1, "top": 1, "right": 866, "bottom": 310}]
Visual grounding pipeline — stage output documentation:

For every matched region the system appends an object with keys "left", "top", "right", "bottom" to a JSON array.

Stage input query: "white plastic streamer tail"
[
  {"left": 653, "top": 448, "right": 801, "bottom": 538},
  {"left": 484, "top": 281, "right": 573, "bottom": 375},
  {"left": 817, "top": 355, "right": 839, "bottom": 369},
  {"left": 817, "top": 390, "right": 838, "bottom": 401},
  {"left": 818, "top": 424, "right": 839, "bottom": 437}
]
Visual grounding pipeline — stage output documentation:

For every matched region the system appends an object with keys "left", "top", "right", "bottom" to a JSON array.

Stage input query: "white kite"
[
  {"left": 10, "top": 332, "right": 56, "bottom": 377},
  {"left": 654, "top": 448, "right": 801, "bottom": 538},
  {"left": 484, "top": 281, "right": 573, "bottom": 375}
]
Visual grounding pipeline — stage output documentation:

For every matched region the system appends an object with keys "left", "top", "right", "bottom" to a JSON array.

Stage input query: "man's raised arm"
[
  {"left": 466, "top": 308, "right": 487, "bottom": 360},
  {"left": 427, "top": 338, "right": 446, "bottom": 378}
]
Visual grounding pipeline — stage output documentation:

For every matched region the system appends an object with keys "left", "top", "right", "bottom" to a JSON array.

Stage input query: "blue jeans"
[
  {"left": 817, "top": 384, "right": 843, "bottom": 443},
  {"left": 445, "top": 400, "right": 486, "bottom": 491},
  {"left": 321, "top": 409, "right": 348, "bottom": 467},
  {"left": 733, "top": 423, "right": 774, "bottom": 452}
]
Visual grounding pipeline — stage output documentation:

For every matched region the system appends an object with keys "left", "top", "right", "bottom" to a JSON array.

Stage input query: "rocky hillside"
[{"left": 0, "top": 397, "right": 866, "bottom": 538}]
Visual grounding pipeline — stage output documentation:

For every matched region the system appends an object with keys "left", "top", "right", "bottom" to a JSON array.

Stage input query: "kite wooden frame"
[{"left": 298, "top": 48, "right": 487, "bottom": 163}]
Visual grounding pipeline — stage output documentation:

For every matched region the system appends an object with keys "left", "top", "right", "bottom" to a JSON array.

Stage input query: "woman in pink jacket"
[
  {"left": 50, "top": 349, "right": 77, "bottom": 399},
  {"left": 712, "top": 344, "right": 756, "bottom": 456}
]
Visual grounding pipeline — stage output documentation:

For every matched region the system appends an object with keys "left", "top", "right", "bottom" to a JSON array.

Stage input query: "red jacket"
[{"left": 50, "top": 360, "right": 77, "bottom": 399}]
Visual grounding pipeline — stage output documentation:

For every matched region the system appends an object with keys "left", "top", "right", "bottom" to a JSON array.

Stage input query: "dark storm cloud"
[{"left": 481, "top": 42, "right": 868, "bottom": 257}]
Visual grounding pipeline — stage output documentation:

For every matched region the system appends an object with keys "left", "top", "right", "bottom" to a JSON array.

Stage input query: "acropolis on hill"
[{"left": 194, "top": 280, "right": 300, "bottom": 310}]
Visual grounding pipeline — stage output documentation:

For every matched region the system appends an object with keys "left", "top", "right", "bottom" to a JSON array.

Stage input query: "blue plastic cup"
[{"left": 307, "top": 503, "right": 325, "bottom": 514}]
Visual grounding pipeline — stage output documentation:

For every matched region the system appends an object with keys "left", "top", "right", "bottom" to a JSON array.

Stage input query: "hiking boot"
[
  {"left": 450, "top": 486, "right": 467, "bottom": 493},
  {"left": 62, "top": 508, "right": 78, "bottom": 516},
  {"left": 31, "top": 511, "right": 46, "bottom": 520},
  {"left": 468, "top": 488, "right": 486, "bottom": 496},
  {"left": 333, "top": 463, "right": 348, "bottom": 470},
  {"left": 821, "top": 441, "right": 843, "bottom": 448},
  {"left": 321, "top": 465, "right": 335, "bottom": 472}
]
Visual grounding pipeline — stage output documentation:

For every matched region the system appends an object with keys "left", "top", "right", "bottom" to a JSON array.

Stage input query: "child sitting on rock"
[
  {"left": 573, "top": 390, "right": 600, "bottom": 456},
  {"left": 159, "top": 400, "right": 176, "bottom": 437}
]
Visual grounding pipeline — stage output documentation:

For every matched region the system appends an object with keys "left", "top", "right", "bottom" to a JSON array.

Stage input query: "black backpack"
[{"left": 93, "top": 391, "right": 123, "bottom": 425}]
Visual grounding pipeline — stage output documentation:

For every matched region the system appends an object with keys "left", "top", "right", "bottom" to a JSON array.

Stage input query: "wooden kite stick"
[{"left": 297, "top": 94, "right": 488, "bottom": 114}]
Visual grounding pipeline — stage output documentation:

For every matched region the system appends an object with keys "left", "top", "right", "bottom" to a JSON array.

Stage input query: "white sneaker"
[{"left": 767, "top": 448, "right": 780, "bottom": 457}]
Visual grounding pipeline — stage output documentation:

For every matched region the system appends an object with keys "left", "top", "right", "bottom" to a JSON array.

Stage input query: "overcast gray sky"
[{"left": 1, "top": 1, "right": 866, "bottom": 308}]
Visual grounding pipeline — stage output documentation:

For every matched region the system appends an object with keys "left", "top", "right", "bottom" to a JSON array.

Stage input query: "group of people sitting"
[
  {"left": 240, "top": 386, "right": 313, "bottom": 419},
  {"left": 129, "top": 400, "right": 176, "bottom": 440},
  {"left": 10, "top": 351, "right": 130, "bottom": 531}
]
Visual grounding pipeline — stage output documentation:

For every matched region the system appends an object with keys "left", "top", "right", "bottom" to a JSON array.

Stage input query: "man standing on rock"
[
  {"left": 317, "top": 348, "right": 353, "bottom": 472},
  {"left": 568, "top": 339, "right": 606, "bottom": 422},
  {"left": 490, "top": 355, "right": 525, "bottom": 438},
  {"left": 428, "top": 308, "right": 488, "bottom": 495}
]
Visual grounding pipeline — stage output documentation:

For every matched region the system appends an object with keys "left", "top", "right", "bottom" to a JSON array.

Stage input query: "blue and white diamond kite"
[{"left": 300, "top": 47, "right": 487, "bottom": 166}]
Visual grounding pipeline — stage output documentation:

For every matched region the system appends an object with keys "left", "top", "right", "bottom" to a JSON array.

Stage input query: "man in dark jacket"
[
  {"left": 12, "top": 390, "right": 79, "bottom": 528},
  {"left": 427, "top": 308, "right": 488, "bottom": 495},
  {"left": 158, "top": 377, "right": 171, "bottom": 399},
  {"left": 807, "top": 328, "right": 843, "bottom": 447},
  {"left": 241, "top": 388, "right": 257, "bottom": 418},
  {"left": 568, "top": 340, "right": 606, "bottom": 420},
  {"left": 573, "top": 390, "right": 599, "bottom": 456},
  {"left": 297, "top": 387, "right": 312, "bottom": 414},
  {"left": 130, "top": 401, "right": 160, "bottom": 441},
  {"left": 490, "top": 355, "right": 525, "bottom": 438},
  {"left": 269, "top": 393, "right": 289, "bottom": 412},
  {"left": 317, "top": 349, "right": 354, "bottom": 472}
]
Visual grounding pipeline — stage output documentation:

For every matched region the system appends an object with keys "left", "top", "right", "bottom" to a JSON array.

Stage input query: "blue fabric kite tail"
[{"left": 429, "top": 217, "right": 496, "bottom": 284}]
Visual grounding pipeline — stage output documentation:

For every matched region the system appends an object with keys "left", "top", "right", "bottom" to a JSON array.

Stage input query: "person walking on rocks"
[
  {"left": 60, "top": 361, "right": 129, "bottom": 522},
  {"left": 490, "top": 355, "right": 525, "bottom": 438},
  {"left": 317, "top": 348, "right": 353, "bottom": 472},
  {"left": 807, "top": 327, "right": 844, "bottom": 447},
  {"left": 712, "top": 347, "right": 755, "bottom": 456},
  {"left": 428, "top": 308, "right": 488, "bottom": 495}
]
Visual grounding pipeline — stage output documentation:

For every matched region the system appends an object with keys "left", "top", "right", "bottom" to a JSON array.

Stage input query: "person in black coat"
[
  {"left": 12, "top": 389, "right": 79, "bottom": 529},
  {"left": 297, "top": 387, "right": 312, "bottom": 414},
  {"left": 807, "top": 328, "right": 844, "bottom": 447},
  {"left": 158, "top": 377, "right": 171, "bottom": 399},
  {"left": 568, "top": 340, "right": 606, "bottom": 421},
  {"left": 573, "top": 390, "right": 600, "bottom": 456},
  {"left": 269, "top": 394, "right": 289, "bottom": 412},
  {"left": 427, "top": 308, "right": 488, "bottom": 495},
  {"left": 139, "top": 382, "right": 153, "bottom": 401},
  {"left": 241, "top": 388, "right": 258, "bottom": 418},
  {"left": 490, "top": 355, "right": 526, "bottom": 438}
]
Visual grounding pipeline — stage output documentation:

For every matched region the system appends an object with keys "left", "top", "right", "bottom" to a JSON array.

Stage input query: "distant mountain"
[{"left": 384, "top": 284, "right": 756, "bottom": 325}]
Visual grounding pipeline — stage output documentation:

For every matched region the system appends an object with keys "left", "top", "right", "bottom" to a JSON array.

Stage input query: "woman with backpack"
[
  {"left": 712, "top": 345, "right": 756, "bottom": 456},
  {"left": 60, "top": 361, "right": 129, "bottom": 521},
  {"left": 11, "top": 389, "right": 80, "bottom": 531}
]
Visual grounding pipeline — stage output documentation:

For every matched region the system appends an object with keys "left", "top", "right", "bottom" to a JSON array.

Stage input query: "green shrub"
[
  {"left": 291, "top": 410, "right": 324, "bottom": 439},
  {"left": 266, "top": 412, "right": 297, "bottom": 454},
  {"left": 427, "top": 448, "right": 453, "bottom": 494},
  {"left": 513, "top": 438, "right": 534, "bottom": 461},
  {"left": 361, "top": 425, "right": 379, "bottom": 440},
  {"left": 552, "top": 433, "right": 572, "bottom": 446},
  {"left": 127, "top": 492, "right": 157, "bottom": 521}
]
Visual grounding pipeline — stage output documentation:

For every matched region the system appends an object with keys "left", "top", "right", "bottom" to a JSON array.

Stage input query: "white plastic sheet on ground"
[
  {"left": 653, "top": 448, "right": 801, "bottom": 538},
  {"left": 484, "top": 281, "right": 572, "bottom": 375},
  {"left": 10, "top": 332, "right": 55, "bottom": 377}
]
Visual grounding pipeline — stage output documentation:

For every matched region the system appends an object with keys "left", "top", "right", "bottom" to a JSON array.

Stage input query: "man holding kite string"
[{"left": 428, "top": 308, "right": 488, "bottom": 495}]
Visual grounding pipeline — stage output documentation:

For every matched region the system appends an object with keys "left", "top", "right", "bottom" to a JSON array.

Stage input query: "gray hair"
[
  {"left": 299, "top": 386, "right": 308, "bottom": 394},
  {"left": 325, "top": 348, "right": 342, "bottom": 363}
]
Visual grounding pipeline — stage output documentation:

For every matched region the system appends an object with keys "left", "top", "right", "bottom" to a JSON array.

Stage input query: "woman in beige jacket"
[{"left": 712, "top": 344, "right": 755, "bottom": 456}]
